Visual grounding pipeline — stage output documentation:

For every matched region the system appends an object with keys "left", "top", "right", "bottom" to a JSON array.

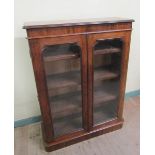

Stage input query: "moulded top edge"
[{"left": 23, "top": 17, "right": 134, "bottom": 29}]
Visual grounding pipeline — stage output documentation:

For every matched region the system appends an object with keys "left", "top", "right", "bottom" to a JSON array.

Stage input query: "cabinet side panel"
[{"left": 117, "top": 31, "right": 132, "bottom": 118}]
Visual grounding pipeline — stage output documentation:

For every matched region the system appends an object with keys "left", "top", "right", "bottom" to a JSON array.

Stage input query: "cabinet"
[{"left": 24, "top": 17, "right": 134, "bottom": 151}]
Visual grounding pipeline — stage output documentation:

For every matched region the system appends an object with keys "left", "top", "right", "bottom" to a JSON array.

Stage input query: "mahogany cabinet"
[{"left": 23, "top": 17, "right": 134, "bottom": 151}]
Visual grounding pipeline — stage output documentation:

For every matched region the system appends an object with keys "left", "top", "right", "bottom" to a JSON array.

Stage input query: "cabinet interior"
[
  {"left": 42, "top": 38, "right": 123, "bottom": 137},
  {"left": 43, "top": 43, "right": 83, "bottom": 137},
  {"left": 93, "top": 38, "right": 122, "bottom": 125}
]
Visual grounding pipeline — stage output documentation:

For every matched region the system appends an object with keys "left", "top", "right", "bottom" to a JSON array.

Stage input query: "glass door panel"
[
  {"left": 93, "top": 38, "right": 123, "bottom": 125},
  {"left": 42, "top": 43, "right": 83, "bottom": 137}
]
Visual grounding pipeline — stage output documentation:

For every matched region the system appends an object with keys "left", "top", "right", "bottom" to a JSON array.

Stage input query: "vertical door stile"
[
  {"left": 86, "top": 34, "right": 94, "bottom": 131},
  {"left": 81, "top": 35, "right": 89, "bottom": 131},
  {"left": 117, "top": 31, "right": 132, "bottom": 119}
]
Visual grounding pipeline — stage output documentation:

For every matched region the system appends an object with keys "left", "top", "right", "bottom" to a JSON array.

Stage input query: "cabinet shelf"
[
  {"left": 47, "top": 66, "right": 119, "bottom": 92},
  {"left": 50, "top": 91, "right": 82, "bottom": 119},
  {"left": 44, "top": 53, "right": 80, "bottom": 62},
  {"left": 94, "top": 47, "right": 121, "bottom": 55},
  {"left": 46, "top": 71, "right": 81, "bottom": 90},
  {"left": 43, "top": 44, "right": 80, "bottom": 62},
  {"left": 50, "top": 85, "right": 117, "bottom": 120},
  {"left": 50, "top": 81, "right": 118, "bottom": 137},
  {"left": 93, "top": 79, "right": 119, "bottom": 125},
  {"left": 94, "top": 66, "right": 119, "bottom": 81}
]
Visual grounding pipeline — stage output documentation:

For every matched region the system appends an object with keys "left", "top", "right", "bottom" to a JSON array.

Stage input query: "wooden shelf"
[
  {"left": 49, "top": 84, "right": 118, "bottom": 137},
  {"left": 50, "top": 91, "right": 82, "bottom": 119},
  {"left": 43, "top": 45, "right": 80, "bottom": 62},
  {"left": 46, "top": 71, "right": 81, "bottom": 90},
  {"left": 94, "top": 47, "right": 121, "bottom": 55},
  {"left": 50, "top": 85, "right": 118, "bottom": 120},
  {"left": 94, "top": 66, "right": 119, "bottom": 81},
  {"left": 93, "top": 81, "right": 119, "bottom": 125},
  {"left": 94, "top": 87, "right": 117, "bottom": 106},
  {"left": 47, "top": 66, "right": 119, "bottom": 91},
  {"left": 44, "top": 53, "right": 79, "bottom": 62},
  {"left": 43, "top": 47, "right": 120, "bottom": 62}
]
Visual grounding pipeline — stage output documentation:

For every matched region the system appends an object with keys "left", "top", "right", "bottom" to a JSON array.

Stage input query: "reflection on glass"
[
  {"left": 43, "top": 43, "right": 83, "bottom": 137},
  {"left": 93, "top": 38, "right": 123, "bottom": 125}
]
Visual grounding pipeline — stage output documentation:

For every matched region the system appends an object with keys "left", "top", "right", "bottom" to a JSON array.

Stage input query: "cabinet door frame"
[
  {"left": 28, "top": 35, "right": 88, "bottom": 142},
  {"left": 87, "top": 31, "right": 132, "bottom": 130}
]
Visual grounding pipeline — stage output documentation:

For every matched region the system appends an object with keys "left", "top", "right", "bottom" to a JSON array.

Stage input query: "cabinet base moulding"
[{"left": 42, "top": 118, "right": 124, "bottom": 152}]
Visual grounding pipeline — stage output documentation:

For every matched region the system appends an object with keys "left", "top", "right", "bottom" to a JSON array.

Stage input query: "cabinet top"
[{"left": 23, "top": 17, "right": 134, "bottom": 29}]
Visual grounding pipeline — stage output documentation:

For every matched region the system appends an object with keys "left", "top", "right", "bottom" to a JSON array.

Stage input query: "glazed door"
[
  {"left": 29, "top": 35, "right": 88, "bottom": 140},
  {"left": 87, "top": 31, "right": 131, "bottom": 128}
]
